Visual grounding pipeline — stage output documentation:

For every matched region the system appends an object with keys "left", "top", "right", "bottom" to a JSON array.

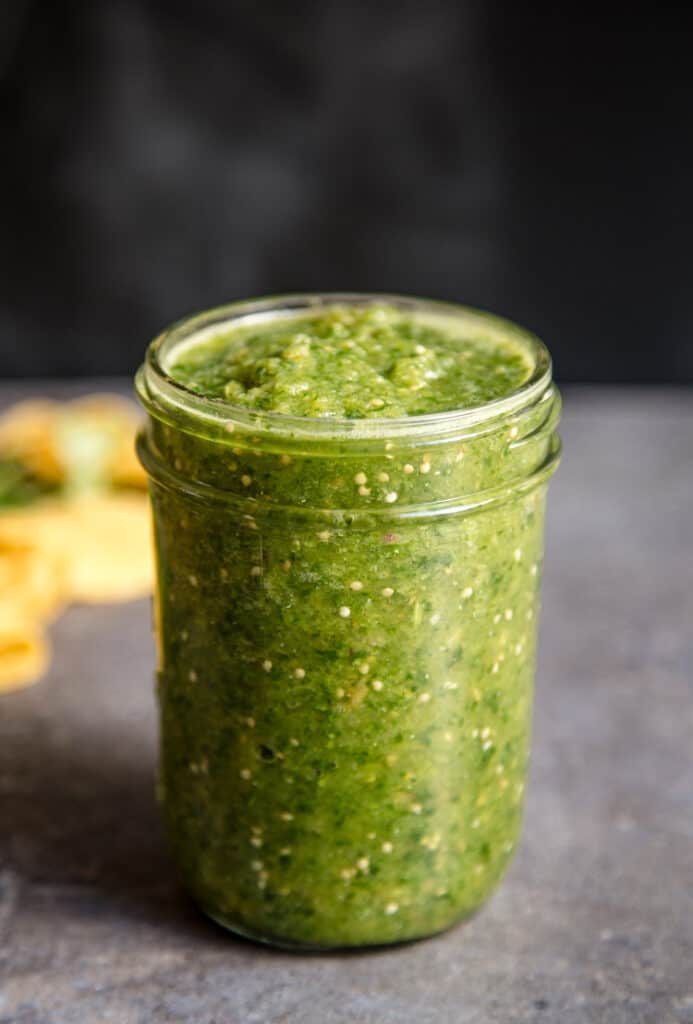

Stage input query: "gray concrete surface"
[{"left": 1, "top": 384, "right": 692, "bottom": 1024}]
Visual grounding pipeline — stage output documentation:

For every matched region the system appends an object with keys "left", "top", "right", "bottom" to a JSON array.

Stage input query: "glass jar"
[{"left": 136, "top": 294, "right": 561, "bottom": 949}]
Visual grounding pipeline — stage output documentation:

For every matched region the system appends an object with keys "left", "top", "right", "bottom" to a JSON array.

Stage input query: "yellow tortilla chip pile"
[{"left": 0, "top": 395, "right": 153, "bottom": 694}]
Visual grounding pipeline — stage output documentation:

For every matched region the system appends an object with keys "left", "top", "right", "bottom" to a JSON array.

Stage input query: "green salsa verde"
[
  {"left": 169, "top": 305, "right": 533, "bottom": 417},
  {"left": 137, "top": 295, "right": 561, "bottom": 948}
]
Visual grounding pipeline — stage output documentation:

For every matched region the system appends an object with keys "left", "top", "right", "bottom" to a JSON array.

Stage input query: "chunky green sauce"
[
  {"left": 169, "top": 305, "right": 533, "bottom": 418},
  {"left": 140, "top": 300, "right": 559, "bottom": 948}
]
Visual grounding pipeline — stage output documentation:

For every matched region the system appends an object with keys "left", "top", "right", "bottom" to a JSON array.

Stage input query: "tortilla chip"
[
  {"left": 0, "top": 492, "right": 153, "bottom": 604},
  {"left": 0, "top": 400, "right": 63, "bottom": 482},
  {"left": 63, "top": 492, "right": 154, "bottom": 603},
  {"left": 0, "top": 394, "right": 153, "bottom": 691},
  {"left": 58, "top": 394, "right": 147, "bottom": 490},
  {"left": 109, "top": 436, "right": 147, "bottom": 489},
  {"left": 0, "top": 613, "right": 50, "bottom": 694},
  {"left": 0, "top": 536, "right": 66, "bottom": 623},
  {"left": 0, "top": 394, "right": 147, "bottom": 491}
]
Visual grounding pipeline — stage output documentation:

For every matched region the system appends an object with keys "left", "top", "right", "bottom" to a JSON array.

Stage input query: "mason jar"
[{"left": 135, "top": 294, "right": 561, "bottom": 949}]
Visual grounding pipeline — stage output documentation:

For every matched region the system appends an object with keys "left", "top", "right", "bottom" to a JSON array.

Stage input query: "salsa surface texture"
[
  {"left": 139, "top": 298, "right": 560, "bottom": 948},
  {"left": 168, "top": 305, "right": 533, "bottom": 417}
]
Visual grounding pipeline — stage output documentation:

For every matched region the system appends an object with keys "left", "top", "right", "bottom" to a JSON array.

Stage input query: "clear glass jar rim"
[{"left": 139, "top": 293, "right": 553, "bottom": 443}]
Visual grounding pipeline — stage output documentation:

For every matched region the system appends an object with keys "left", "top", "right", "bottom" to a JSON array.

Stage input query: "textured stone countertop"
[{"left": 1, "top": 384, "right": 692, "bottom": 1024}]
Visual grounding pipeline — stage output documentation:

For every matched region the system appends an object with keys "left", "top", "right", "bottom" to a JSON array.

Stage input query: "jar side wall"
[
  {"left": 150, "top": 475, "right": 547, "bottom": 947},
  {"left": 139, "top": 382, "right": 560, "bottom": 515}
]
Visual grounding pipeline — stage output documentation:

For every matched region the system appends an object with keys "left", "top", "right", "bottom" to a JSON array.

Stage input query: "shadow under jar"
[{"left": 136, "top": 294, "right": 561, "bottom": 949}]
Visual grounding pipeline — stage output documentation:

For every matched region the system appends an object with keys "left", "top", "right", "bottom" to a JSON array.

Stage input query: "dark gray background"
[{"left": 1, "top": 0, "right": 692, "bottom": 381}]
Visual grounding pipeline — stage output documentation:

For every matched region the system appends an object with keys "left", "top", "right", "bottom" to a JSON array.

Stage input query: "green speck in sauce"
[{"left": 139, "top": 298, "right": 560, "bottom": 948}]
